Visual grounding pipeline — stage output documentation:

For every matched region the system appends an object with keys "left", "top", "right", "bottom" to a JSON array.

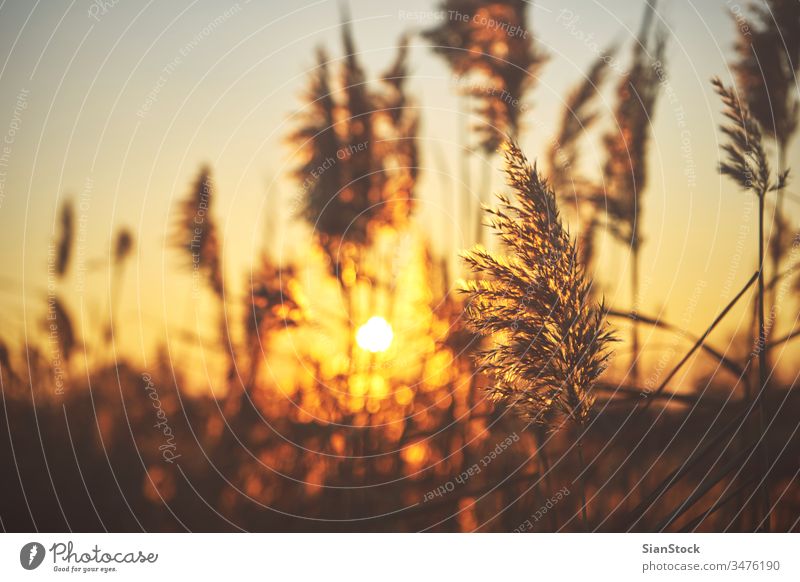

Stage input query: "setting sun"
[{"left": 356, "top": 316, "right": 394, "bottom": 353}]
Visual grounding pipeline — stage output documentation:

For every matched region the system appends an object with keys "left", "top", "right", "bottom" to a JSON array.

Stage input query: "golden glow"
[{"left": 356, "top": 316, "right": 394, "bottom": 353}]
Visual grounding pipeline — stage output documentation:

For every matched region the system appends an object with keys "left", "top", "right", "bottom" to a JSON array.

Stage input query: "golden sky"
[{"left": 0, "top": 0, "right": 798, "bottom": 385}]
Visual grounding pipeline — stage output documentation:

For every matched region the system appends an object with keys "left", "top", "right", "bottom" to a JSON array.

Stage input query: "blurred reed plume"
[
  {"left": 113, "top": 228, "right": 134, "bottom": 265},
  {"left": 170, "top": 165, "right": 237, "bottom": 390},
  {"left": 48, "top": 296, "right": 77, "bottom": 363},
  {"left": 462, "top": 142, "right": 614, "bottom": 426},
  {"left": 424, "top": 0, "right": 546, "bottom": 151},
  {"left": 106, "top": 228, "right": 135, "bottom": 343},
  {"left": 55, "top": 199, "right": 74, "bottom": 278},
  {"left": 290, "top": 14, "right": 418, "bottom": 281},
  {"left": 244, "top": 253, "right": 306, "bottom": 389},
  {"left": 713, "top": 76, "right": 789, "bottom": 532},
  {"left": 548, "top": 48, "right": 616, "bottom": 186},
  {"left": 547, "top": 48, "right": 617, "bottom": 269},
  {"left": 171, "top": 165, "right": 223, "bottom": 296},
  {"left": 598, "top": 1, "right": 665, "bottom": 384},
  {"left": 731, "top": 0, "right": 800, "bottom": 157}
]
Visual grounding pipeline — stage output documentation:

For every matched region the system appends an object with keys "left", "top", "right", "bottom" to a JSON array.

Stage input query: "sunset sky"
[{"left": 1, "top": 0, "right": 798, "bottom": 385}]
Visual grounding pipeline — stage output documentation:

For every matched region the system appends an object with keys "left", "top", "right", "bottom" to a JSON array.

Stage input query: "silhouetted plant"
[
  {"left": 713, "top": 76, "right": 789, "bottom": 532},
  {"left": 425, "top": 0, "right": 546, "bottom": 151},
  {"left": 462, "top": 141, "right": 615, "bottom": 528},
  {"left": 731, "top": 0, "right": 800, "bottom": 325}
]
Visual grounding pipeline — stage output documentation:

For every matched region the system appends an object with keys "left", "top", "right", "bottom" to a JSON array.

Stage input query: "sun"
[{"left": 356, "top": 316, "right": 394, "bottom": 353}]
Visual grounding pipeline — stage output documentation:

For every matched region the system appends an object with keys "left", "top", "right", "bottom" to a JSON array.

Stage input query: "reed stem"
[
  {"left": 755, "top": 193, "right": 772, "bottom": 532},
  {"left": 577, "top": 433, "right": 589, "bottom": 532}
]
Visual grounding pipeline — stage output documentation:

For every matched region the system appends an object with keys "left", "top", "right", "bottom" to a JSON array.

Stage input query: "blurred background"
[{"left": 0, "top": 0, "right": 798, "bottom": 532}]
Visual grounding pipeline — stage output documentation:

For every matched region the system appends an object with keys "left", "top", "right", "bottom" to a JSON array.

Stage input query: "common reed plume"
[
  {"left": 55, "top": 199, "right": 74, "bottom": 279},
  {"left": 48, "top": 296, "right": 76, "bottom": 363},
  {"left": 547, "top": 49, "right": 616, "bottom": 269},
  {"left": 244, "top": 254, "right": 305, "bottom": 389},
  {"left": 462, "top": 141, "right": 614, "bottom": 425},
  {"left": 290, "top": 16, "right": 417, "bottom": 282},
  {"left": 713, "top": 76, "right": 788, "bottom": 531},
  {"left": 106, "top": 228, "right": 135, "bottom": 342},
  {"left": 600, "top": 1, "right": 665, "bottom": 385},
  {"left": 462, "top": 142, "right": 614, "bottom": 526},
  {"left": 171, "top": 166, "right": 223, "bottom": 296},
  {"left": 731, "top": 0, "right": 800, "bottom": 320},
  {"left": 425, "top": 0, "right": 546, "bottom": 151},
  {"left": 171, "top": 166, "right": 237, "bottom": 391}
]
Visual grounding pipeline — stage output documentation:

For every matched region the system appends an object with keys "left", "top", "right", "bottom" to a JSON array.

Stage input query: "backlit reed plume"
[
  {"left": 731, "top": 0, "right": 800, "bottom": 309},
  {"left": 600, "top": 1, "right": 665, "bottom": 385},
  {"left": 425, "top": 0, "right": 546, "bottom": 151},
  {"left": 713, "top": 76, "right": 789, "bottom": 532},
  {"left": 244, "top": 253, "right": 305, "bottom": 387},
  {"left": 290, "top": 16, "right": 418, "bottom": 281},
  {"left": 55, "top": 199, "right": 74, "bottom": 279},
  {"left": 462, "top": 141, "right": 614, "bottom": 426},
  {"left": 462, "top": 141, "right": 614, "bottom": 529}
]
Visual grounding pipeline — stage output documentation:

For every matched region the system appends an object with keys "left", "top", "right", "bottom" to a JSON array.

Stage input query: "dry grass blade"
[
  {"left": 655, "top": 442, "right": 756, "bottom": 531},
  {"left": 679, "top": 476, "right": 756, "bottom": 532},
  {"left": 640, "top": 270, "right": 757, "bottom": 406},
  {"left": 627, "top": 407, "right": 748, "bottom": 529},
  {"left": 607, "top": 309, "right": 745, "bottom": 378}
]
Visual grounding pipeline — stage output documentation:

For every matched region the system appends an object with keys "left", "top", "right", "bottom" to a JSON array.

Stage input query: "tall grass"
[{"left": 462, "top": 142, "right": 615, "bottom": 529}]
